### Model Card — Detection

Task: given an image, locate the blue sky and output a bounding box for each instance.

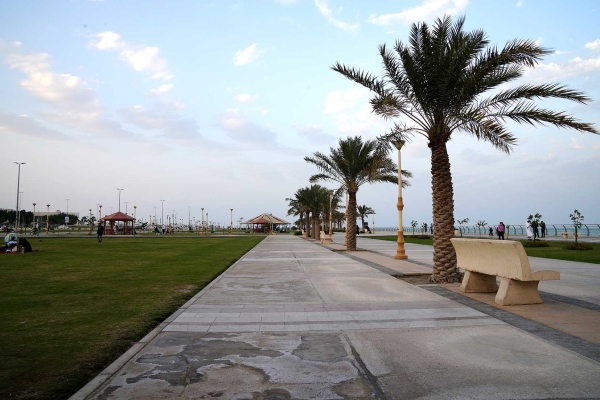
[1,0,599,227]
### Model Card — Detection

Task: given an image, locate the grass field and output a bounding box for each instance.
[0,236,263,400]
[364,236,600,264]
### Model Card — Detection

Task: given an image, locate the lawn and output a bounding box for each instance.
[0,236,263,400]
[364,235,600,264]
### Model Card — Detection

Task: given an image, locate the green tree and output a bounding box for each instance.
[357,205,374,232]
[305,136,410,251]
[411,220,418,234]
[476,220,487,238]
[332,16,597,281]
[570,209,584,245]
[456,218,469,237]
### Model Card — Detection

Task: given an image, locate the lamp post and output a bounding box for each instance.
[154,207,157,226]
[206,213,209,234]
[19,192,23,231]
[88,209,92,234]
[392,140,408,259]
[201,208,204,235]
[372,211,376,234]
[116,188,124,212]
[344,190,348,246]
[13,162,25,230]
[125,201,129,214]
[160,200,165,226]
[99,205,102,221]
[46,204,50,234]
[66,198,69,215]
[230,209,233,235]
[134,206,137,234]
[322,190,333,244]
[33,203,36,232]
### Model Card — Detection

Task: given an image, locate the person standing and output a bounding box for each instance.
[526,221,533,239]
[497,222,505,240]
[97,223,104,243]
[540,221,546,238]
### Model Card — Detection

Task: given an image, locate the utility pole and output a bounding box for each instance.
[160,200,165,226]
[125,201,129,214]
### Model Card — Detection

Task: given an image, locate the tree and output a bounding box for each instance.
[456,218,469,237]
[411,220,418,234]
[305,136,410,251]
[421,222,428,234]
[476,220,487,238]
[332,15,597,281]
[570,209,584,245]
[357,205,374,232]
[527,213,542,240]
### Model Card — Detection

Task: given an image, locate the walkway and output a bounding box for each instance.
[76,236,600,399]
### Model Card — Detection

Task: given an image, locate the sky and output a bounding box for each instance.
[1,0,599,228]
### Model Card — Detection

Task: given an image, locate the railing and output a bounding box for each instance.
[371,224,600,237]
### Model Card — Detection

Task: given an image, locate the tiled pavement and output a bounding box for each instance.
[78,235,600,400]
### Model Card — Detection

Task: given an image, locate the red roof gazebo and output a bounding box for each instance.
[100,211,136,235]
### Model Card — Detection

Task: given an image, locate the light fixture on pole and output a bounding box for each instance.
[33,203,36,232]
[116,188,124,212]
[99,205,102,220]
[46,204,50,234]
[13,162,25,230]
[66,199,69,215]
[188,206,191,229]
[393,139,408,259]
[125,201,129,215]
[372,211,376,234]
[201,207,204,235]
[230,209,233,235]
[344,190,348,246]
[88,209,92,234]
[160,200,165,226]
[19,192,23,231]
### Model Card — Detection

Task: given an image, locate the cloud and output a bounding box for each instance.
[585,39,600,51]
[516,1,523,7]
[0,111,68,140]
[89,31,174,81]
[235,93,258,103]
[234,43,263,66]
[593,141,600,150]
[523,54,600,82]
[216,108,277,145]
[323,88,364,114]
[369,0,469,26]
[571,138,584,150]
[2,43,136,140]
[292,123,336,145]
[151,84,173,95]
[314,0,359,32]
[274,0,299,4]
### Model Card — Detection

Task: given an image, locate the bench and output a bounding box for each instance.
[450,239,560,306]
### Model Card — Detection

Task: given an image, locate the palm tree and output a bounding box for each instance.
[356,205,374,232]
[305,136,411,251]
[332,15,597,281]
[297,184,330,240]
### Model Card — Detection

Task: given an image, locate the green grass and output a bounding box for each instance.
[0,236,263,400]
[364,235,600,264]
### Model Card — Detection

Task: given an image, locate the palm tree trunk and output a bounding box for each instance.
[312,213,319,240]
[347,191,358,251]
[430,142,459,282]
[361,216,365,232]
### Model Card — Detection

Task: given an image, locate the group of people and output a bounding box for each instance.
[526,220,547,239]
[1,230,33,253]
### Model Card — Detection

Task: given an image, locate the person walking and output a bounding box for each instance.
[497,222,505,240]
[97,223,104,243]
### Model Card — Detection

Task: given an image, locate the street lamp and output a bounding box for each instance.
[13,162,25,230]
[32,203,36,232]
[19,192,23,231]
[116,188,124,212]
[393,140,408,259]
[201,207,204,235]
[160,200,165,226]
[125,201,129,214]
[99,205,102,220]
[230,209,233,235]
[344,190,348,246]
[188,206,191,229]
[154,206,157,226]
[65,198,70,227]
[372,211,376,234]
[88,209,93,234]
[46,204,50,234]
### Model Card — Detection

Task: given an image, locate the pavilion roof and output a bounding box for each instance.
[242,213,289,225]
[100,211,136,221]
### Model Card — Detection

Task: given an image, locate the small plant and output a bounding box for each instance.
[410,220,418,234]
[521,240,550,248]
[505,224,511,239]
[456,218,469,237]
[570,209,584,245]
[527,213,542,240]
[563,243,592,250]
[476,220,487,238]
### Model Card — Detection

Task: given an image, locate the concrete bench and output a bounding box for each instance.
[450,239,560,306]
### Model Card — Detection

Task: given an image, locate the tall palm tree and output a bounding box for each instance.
[332,15,597,281]
[298,184,330,240]
[305,136,411,251]
[356,205,374,232]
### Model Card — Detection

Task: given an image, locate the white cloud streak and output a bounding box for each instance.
[314,0,359,32]
[585,39,600,51]
[234,43,263,66]
[235,93,259,103]
[369,0,469,26]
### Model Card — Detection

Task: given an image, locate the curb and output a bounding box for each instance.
[68,237,264,400]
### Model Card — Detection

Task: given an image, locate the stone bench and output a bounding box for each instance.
[450,239,560,306]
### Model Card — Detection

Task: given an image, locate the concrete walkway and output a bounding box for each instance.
[77,236,600,399]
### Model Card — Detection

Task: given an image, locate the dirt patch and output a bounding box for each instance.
[174,284,198,293]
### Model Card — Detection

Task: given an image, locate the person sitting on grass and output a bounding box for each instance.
[1,230,18,252]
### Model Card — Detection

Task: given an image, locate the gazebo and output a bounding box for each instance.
[100,211,136,235]
[242,213,290,233]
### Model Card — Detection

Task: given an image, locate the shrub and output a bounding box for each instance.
[293,231,302,236]
[563,243,592,251]
[521,240,549,248]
